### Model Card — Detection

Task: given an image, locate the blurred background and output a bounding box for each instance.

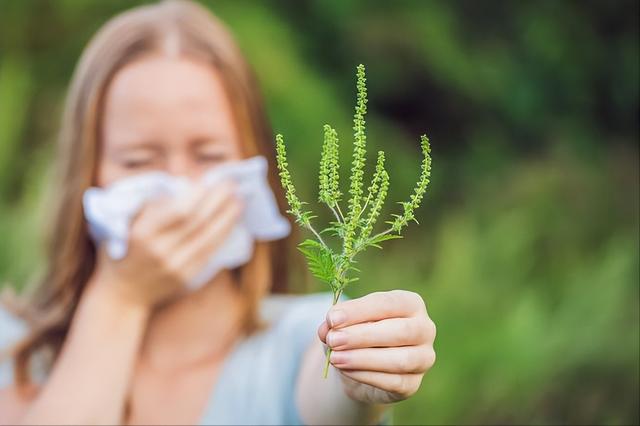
[0,0,638,424]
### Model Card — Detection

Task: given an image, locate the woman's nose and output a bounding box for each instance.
[165,154,200,180]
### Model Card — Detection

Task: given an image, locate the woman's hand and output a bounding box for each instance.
[317,290,436,404]
[91,181,243,310]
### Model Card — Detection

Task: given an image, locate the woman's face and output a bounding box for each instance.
[97,55,243,187]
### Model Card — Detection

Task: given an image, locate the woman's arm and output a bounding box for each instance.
[0,383,37,425]
[1,183,243,425]
[296,339,388,425]
[17,280,149,425]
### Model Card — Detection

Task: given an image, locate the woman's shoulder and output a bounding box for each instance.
[0,304,28,389]
[260,291,336,325]
[259,291,350,344]
[0,305,42,423]
[0,304,27,340]
[202,292,347,424]
[252,291,350,373]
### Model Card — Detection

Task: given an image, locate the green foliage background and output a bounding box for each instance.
[0,0,638,424]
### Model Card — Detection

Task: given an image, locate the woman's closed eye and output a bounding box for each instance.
[193,141,233,164]
[117,147,161,170]
[196,151,227,163]
[121,158,156,169]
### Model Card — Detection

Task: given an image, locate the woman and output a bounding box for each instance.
[0,1,436,424]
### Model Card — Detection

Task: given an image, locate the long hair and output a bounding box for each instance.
[7,0,295,387]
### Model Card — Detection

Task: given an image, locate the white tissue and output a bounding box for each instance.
[83,156,290,290]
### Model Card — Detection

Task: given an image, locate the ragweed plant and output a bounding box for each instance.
[275,64,432,378]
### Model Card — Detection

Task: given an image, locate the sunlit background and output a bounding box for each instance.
[0,0,638,424]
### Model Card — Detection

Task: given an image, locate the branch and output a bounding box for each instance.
[305,222,329,249]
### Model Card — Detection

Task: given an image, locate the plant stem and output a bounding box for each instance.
[336,204,346,223]
[329,205,342,224]
[305,222,329,249]
[333,288,343,304]
[370,227,394,241]
[322,348,333,379]
[323,288,343,378]
[357,192,373,221]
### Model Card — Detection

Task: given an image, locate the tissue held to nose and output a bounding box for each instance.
[84,155,291,290]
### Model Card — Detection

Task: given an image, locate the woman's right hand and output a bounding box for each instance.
[90,181,244,310]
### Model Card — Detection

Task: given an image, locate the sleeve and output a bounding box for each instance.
[0,305,28,388]
[276,291,398,426]
[379,408,394,425]
[277,291,336,425]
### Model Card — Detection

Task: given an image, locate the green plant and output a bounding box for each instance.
[275,64,432,378]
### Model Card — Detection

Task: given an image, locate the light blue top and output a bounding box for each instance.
[0,291,392,425]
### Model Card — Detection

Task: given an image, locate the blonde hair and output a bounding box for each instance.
[9,0,295,386]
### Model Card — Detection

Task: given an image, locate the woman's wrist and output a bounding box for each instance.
[84,271,151,324]
[338,373,390,424]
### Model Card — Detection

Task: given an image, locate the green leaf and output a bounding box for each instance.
[367,233,403,246]
[297,239,336,285]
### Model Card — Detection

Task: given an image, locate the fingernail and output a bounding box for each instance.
[330,350,345,364]
[328,309,346,327]
[328,331,347,348]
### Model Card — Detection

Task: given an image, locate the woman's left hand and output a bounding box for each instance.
[317,290,436,404]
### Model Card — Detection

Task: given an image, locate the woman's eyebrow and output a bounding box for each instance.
[191,135,227,146]
[112,142,163,153]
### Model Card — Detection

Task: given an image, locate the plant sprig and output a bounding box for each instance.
[275,64,432,378]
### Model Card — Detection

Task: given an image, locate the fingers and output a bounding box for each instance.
[172,197,244,277]
[130,180,240,253]
[317,318,330,343]
[326,290,427,329]
[133,181,237,239]
[325,317,431,350]
[329,345,436,374]
[167,182,238,246]
[338,370,423,401]
[136,186,209,234]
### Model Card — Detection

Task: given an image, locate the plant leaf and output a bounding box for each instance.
[367,233,403,246]
[298,239,336,285]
